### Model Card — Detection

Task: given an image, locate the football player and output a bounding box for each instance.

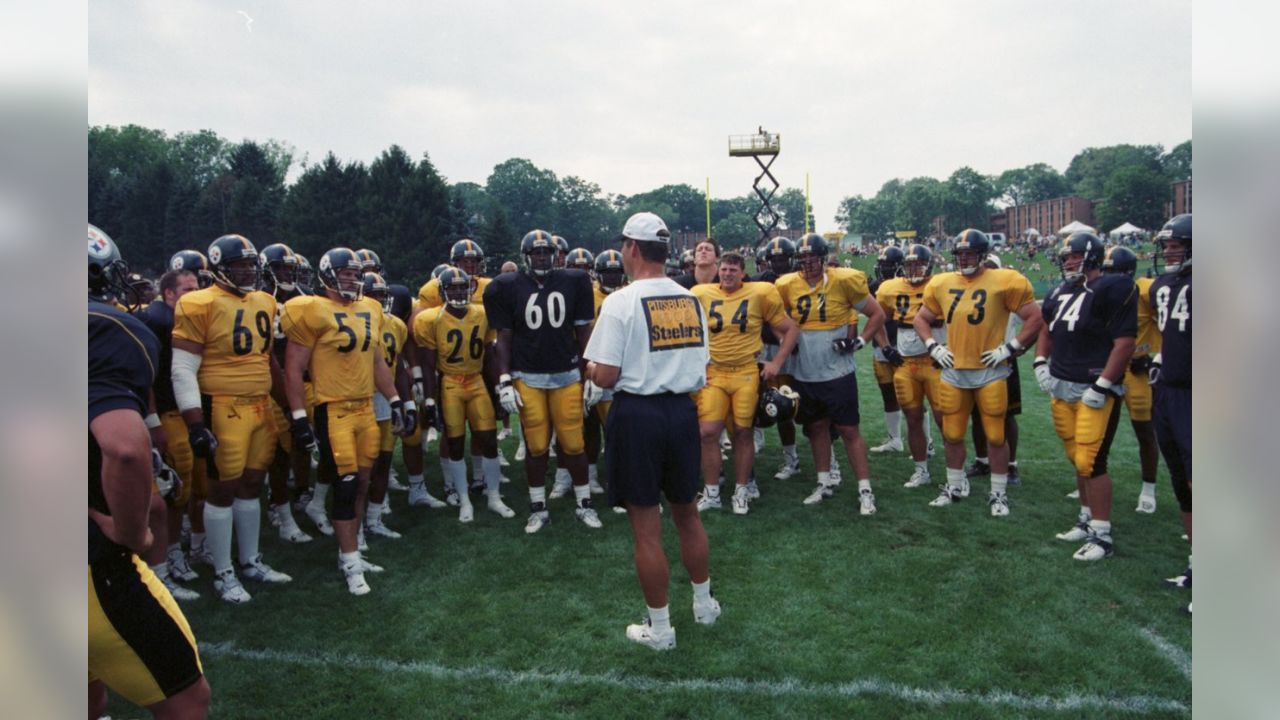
[1102,245,1162,513]
[362,272,411,539]
[752,237,802,480]
[414,267,515,521]
[356,248,383,276]
[257,243,314,544]
[675,239,720,289]
[587,249,627,505]
[875,244,946,488]
[171,234,292,604]
[965,254,1025,486]
[1037,233,1137,560]
[868,246,907,454]
[1150,214,1192,597]
[89,234,211,717]
[295,254,314,294]
[551,234,570,269]
[680,248,695,275]
[775,233,889,513]
[484,230,601,533]
[281,247,410,595]
[567,247,594,273]
[913,229,1042,516]
[395,282,449,509]
[691,252,798,514]
[664,255,683,278]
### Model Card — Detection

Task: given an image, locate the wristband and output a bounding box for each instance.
[291,409,308,420]
[499,373,512,384]
[387,395,401,405]
[925,339,938,350]
[1008,338,1023,352]
[144,413,162,429]
[1033,356,1047,367]
[1094,377,1114,390]
[403,400,416,411]
[412,367,424,379]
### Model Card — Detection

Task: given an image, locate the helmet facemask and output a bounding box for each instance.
[526,247,555,277]
[219,257,261,295]
[955,249,983,276]
[905,258,932,285]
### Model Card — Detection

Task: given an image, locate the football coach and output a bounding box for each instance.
[584,212,721,651]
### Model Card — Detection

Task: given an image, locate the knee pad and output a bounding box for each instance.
[941,412,968,445]
[332,473,359,521]
[979,413,1005,447]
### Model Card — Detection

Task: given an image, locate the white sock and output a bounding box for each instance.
[529,486,546,505]
[339,550,361,568]
[884,411,901,440]
[1141,481,1157,498]
[990,473,1008,495]
[204,504,234,574]
[588,464,599,485]
[232,497,261,565]
[366,500,384,526]
[915,460,929,473]
[648,605,672,634]
[1078,507,1093,523]
[946,467,966,489]
[190,531,206,553]
[310,482,330,508]
[692,578,712,602]
[574,483,590,502]
[816,471,831,486]
[471,455,483,481]
[483,457,502,494]
[445,459,471,504]
[783,444,797,462]
[705,484,720,498]
[857,479,872,493]
[1089,519,1112,538]
[408,472,424,489]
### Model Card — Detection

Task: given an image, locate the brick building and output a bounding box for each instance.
[1003,195,1095,238]
[1168,179,1192,218]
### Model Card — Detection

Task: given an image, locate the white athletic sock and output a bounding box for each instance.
[471,454,483,481]
[816,471,831,486]
[915,460,929,473]
[705,484,720,498]
[529,486,546,505]
[574,483,590,502]
[692,578,712,602]
[366,500,384,526]
[782,444,797,462]
[990,473,1008,495]
[588,464,599,484]
[339,550,361,567]
[204,504,234,574]
[1088,519,1112,538]
[946,467,966,489]
[232,497,261,565]
[648,605,672,634]
[408,472,424,489]
[483,457,502,494]
[884,411,901,440]
[1079,507,1093,523]
[857,479,872,493]
[1140,481,1157,498]
[310,482,330,509]
[444,458,468,495]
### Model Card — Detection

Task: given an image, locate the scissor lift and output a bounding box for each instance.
[728,128,782,243]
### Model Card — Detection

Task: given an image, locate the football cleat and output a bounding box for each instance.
[458,501,475,524]
[989,491,1010,517]
[719,430,732,452]
[304,502,335,536]
[870,438,903,453]
[1165,568,1192,589]
[425,427,439,445]
[408,484,447,508]
[497,427,511,441]
[340,559,370,596]
[241,554,292,583]
[625,619,676,651]
[753,428,765,454]
[1007,465,1022,486]
[745,479,761,500]
[499,451,510,467]
[387,469,409,492]
[549,469,573,499]
[575,499,603,528]
[828,463,843,486]
[167,547,199,582]
[612,505,628,514]
[1136,496,1157,514]
[525,502,550,534]
[161,574,200,602]
[359,555,385,573]
[1066,488,1081,499]
[444,487,461,507]
[487,495,516,518]
[274,506,314,544]
[774,457,800,481]
[1056,521,1091,542]
[731,486,750,515]
[588,476,606,495]
[693,594,722,626]
[187,545,214,568]
[965,459,991,478]
[803,483,835,505]
[365,520,402,539]
[1073,535,1114,561]
[929,485,964,507]
[213,568,252,604]
[696,490,722,512]
[469,476,486,494]
[904,467,931,488]
[859,489,877,516]
[291,490,313,514]
[514,440,527,461]
[958,477,971,498]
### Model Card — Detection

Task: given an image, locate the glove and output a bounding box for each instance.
[151,448,183,505]
[389,398,406,434]
[497,374,523,416]
[290,415,317,453]
[188,422,218,458]
[832,337,866,354]
[394,400,417,435]
[926,339,955,369]
[1128,355,1151,375]
[583,380,604,414]
[1081,377,1114,409]
[1033,357,1053,393]
[422,398,442,431]
[411,368,427,408]
[881,346,904,367]
[1148,353,1162,385]
[980,338,1022,368]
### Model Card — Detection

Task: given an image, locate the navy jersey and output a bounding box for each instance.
[1151,271,1192,387]
[483,269,595,374]
[89,302,161,515]
[1041,274,1137,384]
[135,299,176,413]
[752,269,781,346]
[270,286,305,367]
[867,277,899,348]
[675,272,718,290]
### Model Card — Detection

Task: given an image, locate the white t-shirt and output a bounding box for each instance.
[584,276,708,395]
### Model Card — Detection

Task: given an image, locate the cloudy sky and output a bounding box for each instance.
[89,0,1190,231]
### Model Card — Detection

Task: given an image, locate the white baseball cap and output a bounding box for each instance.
[618,212,671,244]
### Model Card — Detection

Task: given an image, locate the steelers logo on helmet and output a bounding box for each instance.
[903,243,934,285]
[88,223,132,301]
[438,267,473,309]
[450,239,485,276]
[521,230,556,277]
[1059,231,1104,285]
[207,234,261,295]
[952,229,990,276]
[795,233,829,278]
[756,385,799,428]
[317,247,365,301]
[170,249,214,288]
[876,245,906,281]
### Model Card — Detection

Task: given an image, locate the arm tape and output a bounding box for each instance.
[171,348,204,412]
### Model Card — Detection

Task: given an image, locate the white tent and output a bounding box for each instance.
[1023,227,1041,237]
[1108,221,1144,235]
[1059,220,1096,235]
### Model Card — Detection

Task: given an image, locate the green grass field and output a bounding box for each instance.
[106,361,1191,718]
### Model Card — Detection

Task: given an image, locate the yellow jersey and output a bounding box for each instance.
[414,304,490,376]
[1135,276,1161,357]
[921,268,1035,369]
[775,267,871,331]
[691,282,786,366]
[875,276,930,326]
[380,314,409,371]
[592,282,608,323]
[280,295,385,403]
[172,285,276,396]
[416,275,491,310]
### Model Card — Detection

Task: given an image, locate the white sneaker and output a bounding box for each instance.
[697,490,722,512]
[291,491,313,514]
[425,427,439,445]
[161,573,200,602]
[774,457,800,480]
[828,465,843,486]
[803,483,834,505]
[731,487,750,515]
[387,469,409,492]
[408,484,447,508]
[497,427,511,441]
[499,451,510,467]
[445,487,461,507]
[188,545,213,568]
[275,506,314,544]
[904,467,931,488]
[625,620,676,651]
[525,502,550,534]
[588,477,606,495]
[487,495,516,518]
[1135,496,1156,514]
[1066,488,1080,499]
[241,554,292,583]
[958,477,971,498]
[549,470,573,499]
[870,438,904,453]
[549,444,557,458]
[1056,521,1091,542]
[340,558,370,596]
[515,441,527,462]
[859,488,877,515]
[1073,535,1113,561]
[366,520,402,539]
[304,502,334,536]
[458,502,474,524]
[693,595,722,625]
[167,548,199,582]
[213,568,252,604]
[746,480,761,500]
[989,491,1010,517]
[360,555,385,573]
[612,506,628,514]
[575,499,603,528]
[929,485,963,507]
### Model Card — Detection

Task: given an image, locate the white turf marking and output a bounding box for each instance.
[1140,627,1192,680]
[202,641,1187,715]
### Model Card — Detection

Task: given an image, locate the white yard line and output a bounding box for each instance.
[1140,626,1193,680]
[202,641,1188,715]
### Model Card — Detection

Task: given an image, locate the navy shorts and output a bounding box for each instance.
[604,392,701,508]
[794,372,861,428]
